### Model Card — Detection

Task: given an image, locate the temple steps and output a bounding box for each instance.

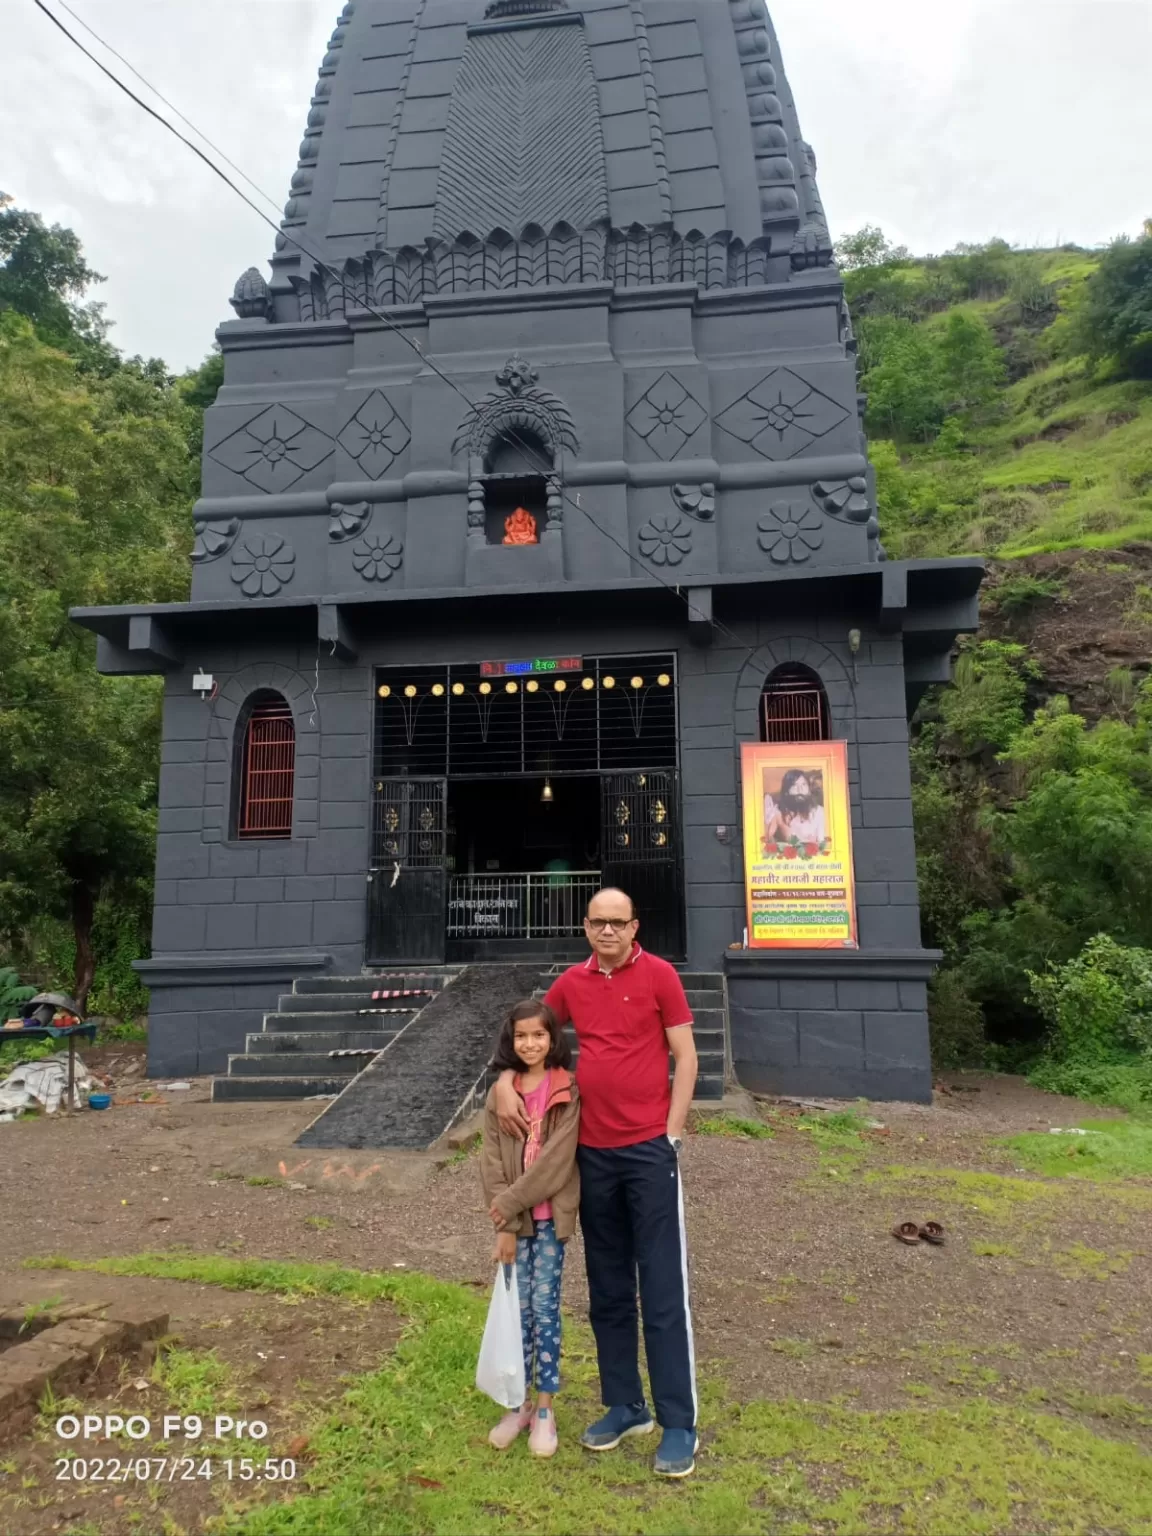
[211,965,728,1112]
[211,969,447,1103]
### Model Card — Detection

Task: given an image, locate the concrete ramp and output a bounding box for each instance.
[294,964,543,1150]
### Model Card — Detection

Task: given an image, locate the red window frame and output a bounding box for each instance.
[760,670,829,743]
[238,699,295,839]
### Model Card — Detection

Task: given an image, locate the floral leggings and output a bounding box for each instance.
[515,1218,565,1395]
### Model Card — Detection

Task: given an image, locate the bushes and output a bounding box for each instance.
[929,970,986,1069]
[1029,935,1152,1061]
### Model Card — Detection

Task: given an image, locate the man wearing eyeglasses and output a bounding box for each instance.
[494,886,699,1477]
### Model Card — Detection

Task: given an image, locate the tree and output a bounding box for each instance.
[1075,230,1152,378]
[834,224,909,271]
[0,193,117,370]
[0,313,193,1006]
[937,310,1005,417]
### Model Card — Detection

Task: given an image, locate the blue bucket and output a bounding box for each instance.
[88,1092,111,1111]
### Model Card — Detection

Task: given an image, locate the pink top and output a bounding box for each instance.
[521,1073,553,1222]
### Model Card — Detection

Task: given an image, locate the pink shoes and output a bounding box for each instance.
[487,1404,559,1455]
[488,1404,533,1449]
[528,1407,558,1458]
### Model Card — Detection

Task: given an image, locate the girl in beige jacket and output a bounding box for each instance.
[480,999,580,1457]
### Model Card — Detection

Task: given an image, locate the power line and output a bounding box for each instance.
[51,0,285,222]
[32,0,761,663]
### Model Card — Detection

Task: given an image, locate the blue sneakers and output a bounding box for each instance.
[580,1402,655,1451]
[653,1426,699,1478]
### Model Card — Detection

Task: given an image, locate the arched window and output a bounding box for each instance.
[237,694,295,838]
[760,664,830,743]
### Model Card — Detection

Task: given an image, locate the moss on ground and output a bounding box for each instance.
[25,1252,1152,1536]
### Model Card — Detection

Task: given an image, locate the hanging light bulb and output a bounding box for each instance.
[404,685,418,698]
[657,673,671,687]
[554,679,567,692]
[526,679,539,692]
[479,681,492,695]
[431,683,445,697]
[505,680,518,693]
[581,676,594,690]
[451,682,465,696]
[540,778,554,804]
[602,676,616,689]
[377,685,391,698]
[631,676,644,689]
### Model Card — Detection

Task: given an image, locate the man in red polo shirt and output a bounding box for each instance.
[495,886,699,1477]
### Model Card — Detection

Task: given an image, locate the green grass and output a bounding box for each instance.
[796,1108,870,1147]
[997,1118,1152,1180]
[693,1114,774,1140]
[151,1345,241,1418]
[26,1251,1152,1535]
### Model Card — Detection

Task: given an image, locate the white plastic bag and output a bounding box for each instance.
[475,1263,526,1409]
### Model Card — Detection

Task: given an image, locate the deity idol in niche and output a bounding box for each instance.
[502,507,538,545]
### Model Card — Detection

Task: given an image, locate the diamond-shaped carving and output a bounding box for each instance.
[626,373,707,462]
[716,368,849,460]
[337,391,410,480]
[209,405,333,493]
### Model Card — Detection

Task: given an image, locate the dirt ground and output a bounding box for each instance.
[1,1055,1149,1532]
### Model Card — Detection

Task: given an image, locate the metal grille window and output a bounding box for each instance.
[238,698,295,839]
[760,666,830,743]
[373,654,679,778]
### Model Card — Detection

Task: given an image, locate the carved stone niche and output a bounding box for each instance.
[455,351,575,587]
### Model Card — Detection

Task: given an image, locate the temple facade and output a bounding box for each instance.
[75,0,980,1100]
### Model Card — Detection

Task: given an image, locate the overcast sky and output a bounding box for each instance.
[6,0,1151,371]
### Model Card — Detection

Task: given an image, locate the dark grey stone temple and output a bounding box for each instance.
[75,0,979,1103]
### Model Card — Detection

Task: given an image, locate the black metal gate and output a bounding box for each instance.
[367,779,447,965]
[599,771,685,959]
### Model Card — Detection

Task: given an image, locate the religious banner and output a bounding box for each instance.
[740,741,858,949]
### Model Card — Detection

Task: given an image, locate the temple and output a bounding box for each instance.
[73,0,980,1105]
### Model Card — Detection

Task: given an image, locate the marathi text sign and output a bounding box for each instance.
[740,741,859,949]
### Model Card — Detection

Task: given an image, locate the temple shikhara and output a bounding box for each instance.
[74,0,981,1116]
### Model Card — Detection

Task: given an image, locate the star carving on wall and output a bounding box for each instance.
[208,405,333,492]
[337,392,410,479]
[626,373,707,461]
[716,368,849,461]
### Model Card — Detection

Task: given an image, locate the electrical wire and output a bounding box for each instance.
[50,0,286,221]
[32,0,765,665]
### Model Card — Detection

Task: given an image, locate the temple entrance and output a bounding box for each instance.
[446,776,601,954]
[365,654,686,963]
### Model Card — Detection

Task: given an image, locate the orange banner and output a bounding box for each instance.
[740,741,858,949]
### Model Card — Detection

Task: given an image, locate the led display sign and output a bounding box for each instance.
[479,656,583,678]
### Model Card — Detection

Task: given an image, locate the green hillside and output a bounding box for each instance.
[846,237,1152,559]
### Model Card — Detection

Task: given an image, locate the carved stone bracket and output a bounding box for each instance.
[191,517,241,564]
[329,501,373,542]
[813,476,871,523]
[671,483,715,521]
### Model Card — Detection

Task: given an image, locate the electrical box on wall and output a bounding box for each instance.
[192,671,214,697]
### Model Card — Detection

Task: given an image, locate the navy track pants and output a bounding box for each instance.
[577,1136,697,1431]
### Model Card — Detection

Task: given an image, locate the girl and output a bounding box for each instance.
[480,1000,580,1458]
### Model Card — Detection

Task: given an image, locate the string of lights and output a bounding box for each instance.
[30,0,765,668]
